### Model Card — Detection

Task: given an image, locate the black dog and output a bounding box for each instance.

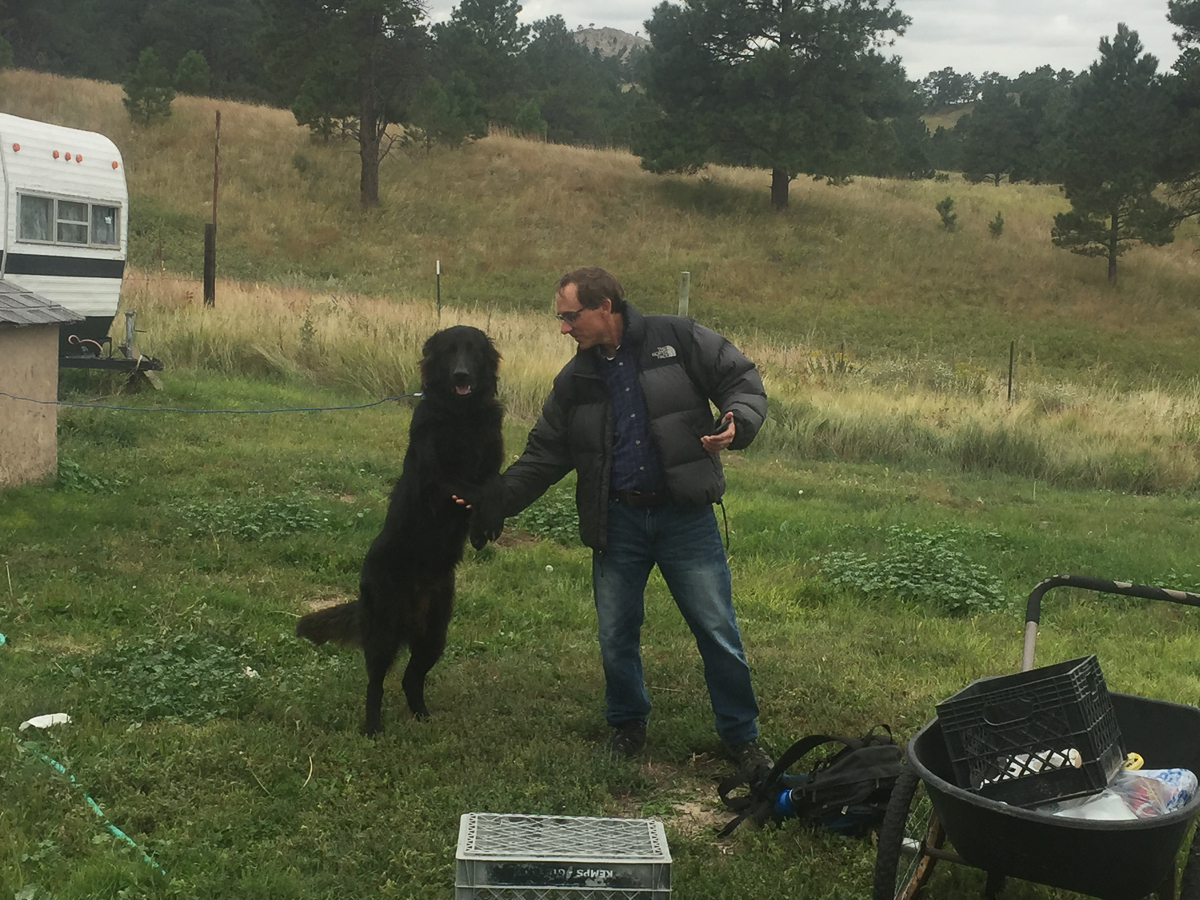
[296,325,505,734]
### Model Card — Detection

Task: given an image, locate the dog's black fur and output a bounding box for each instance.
[296,325,505,734]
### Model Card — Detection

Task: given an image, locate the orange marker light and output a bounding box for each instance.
[111,161,119,169]
[75,154,82,162]
[11,143,19,152]
[53,150,60,159]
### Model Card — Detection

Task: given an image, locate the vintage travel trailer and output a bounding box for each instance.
[0,112,132,361]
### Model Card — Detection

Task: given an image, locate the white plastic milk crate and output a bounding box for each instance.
[456,813,672,899]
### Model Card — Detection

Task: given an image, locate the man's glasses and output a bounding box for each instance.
[554,308,585,324]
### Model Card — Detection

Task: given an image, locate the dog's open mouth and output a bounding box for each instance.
[455,384,473,396]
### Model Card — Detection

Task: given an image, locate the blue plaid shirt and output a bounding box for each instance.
[597,343,666,493]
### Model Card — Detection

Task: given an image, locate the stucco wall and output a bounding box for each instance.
[0,325,61,488]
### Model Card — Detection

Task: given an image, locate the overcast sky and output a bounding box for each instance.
[423,0,1184,79]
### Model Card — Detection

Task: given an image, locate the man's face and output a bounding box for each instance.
[555,282,614,350]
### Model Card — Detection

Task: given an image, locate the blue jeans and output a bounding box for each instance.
[592,499,760,746]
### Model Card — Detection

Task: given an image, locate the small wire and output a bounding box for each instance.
[0,391,421,414]
[8,729,167,877]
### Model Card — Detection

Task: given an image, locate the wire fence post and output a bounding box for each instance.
[203,224,216,306]
[436,260,441,318]
[1008,340,1016,403]
[677,271,690,317]
[204,110,219,308]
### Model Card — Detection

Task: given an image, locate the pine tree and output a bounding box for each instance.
[959,78,1027,186]
[430,0,529,123]
[174,49,211,96]
[634,0,909,210]
[262,0,428,209]
[409,73,486,151]
[936,197,957,231]
[123,48,175,126]
[0,27,12,70]
[1051,25,1177,283]
[1163,0,1200,220]
[513,98,547,138]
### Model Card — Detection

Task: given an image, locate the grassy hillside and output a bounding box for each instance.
[1,69,1197,384]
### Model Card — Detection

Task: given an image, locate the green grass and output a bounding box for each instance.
[5,371,1200,899]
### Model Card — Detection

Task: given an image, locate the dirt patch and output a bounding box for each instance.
[670,799,728,837]
[494,529,539,548]
[302,593,354,613]
[607,757,737,839]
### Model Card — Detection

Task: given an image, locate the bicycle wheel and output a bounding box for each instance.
[873,768,946,900]
[1178,823,1200,900]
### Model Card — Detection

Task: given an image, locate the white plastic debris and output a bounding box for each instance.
[243,667,260,678]
[19,713,72,731]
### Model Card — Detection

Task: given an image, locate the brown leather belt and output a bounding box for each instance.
[611,489,668,508]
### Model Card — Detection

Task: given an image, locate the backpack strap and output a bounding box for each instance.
[716,727,896,839]
[716,734,860,838]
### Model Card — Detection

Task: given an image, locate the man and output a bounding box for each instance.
[497,266,771,774]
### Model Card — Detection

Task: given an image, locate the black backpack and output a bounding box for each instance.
[717,727,905,838]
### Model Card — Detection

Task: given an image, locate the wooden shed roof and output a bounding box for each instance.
[0,279,85,326]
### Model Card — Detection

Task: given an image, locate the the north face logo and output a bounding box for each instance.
[651,345,677,359]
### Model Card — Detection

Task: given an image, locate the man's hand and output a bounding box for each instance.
[701,413,736,453]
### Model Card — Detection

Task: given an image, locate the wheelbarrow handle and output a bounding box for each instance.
[1022,574,1200,671]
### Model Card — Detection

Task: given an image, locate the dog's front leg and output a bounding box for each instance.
[467,476,506,549]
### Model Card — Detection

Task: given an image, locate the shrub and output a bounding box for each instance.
[86,633,259,723]
[174,49,211,96]
[123,48,175,125]
[514,483,579,544]
[936,196,957,231]
[171,491,356,541]
[815,525,1009,616]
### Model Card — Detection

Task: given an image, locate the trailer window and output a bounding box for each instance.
[17,194,121,247]
[57,200,89,244]
[19,195,53,242]
[91,205,119,245]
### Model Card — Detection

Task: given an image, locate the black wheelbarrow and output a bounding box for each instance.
[874,575,1200,900]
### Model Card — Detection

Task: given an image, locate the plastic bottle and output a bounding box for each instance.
[774,788,796,817]
[1108,768,1198,817]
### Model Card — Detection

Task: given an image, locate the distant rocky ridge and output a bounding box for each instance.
[572,26,649,58]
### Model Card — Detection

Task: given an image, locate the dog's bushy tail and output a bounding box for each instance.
[296,601,362,648]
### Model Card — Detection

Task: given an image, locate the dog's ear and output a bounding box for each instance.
[418,330,444,393]
[481,333,501,370]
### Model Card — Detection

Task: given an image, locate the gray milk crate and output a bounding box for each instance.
[456,813,672,899]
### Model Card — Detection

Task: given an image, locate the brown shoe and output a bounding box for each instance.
[726,737,773,777]
[605,721,647,758]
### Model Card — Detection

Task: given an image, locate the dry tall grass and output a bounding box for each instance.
[125,267,1200,492]
[120,270,572,422]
